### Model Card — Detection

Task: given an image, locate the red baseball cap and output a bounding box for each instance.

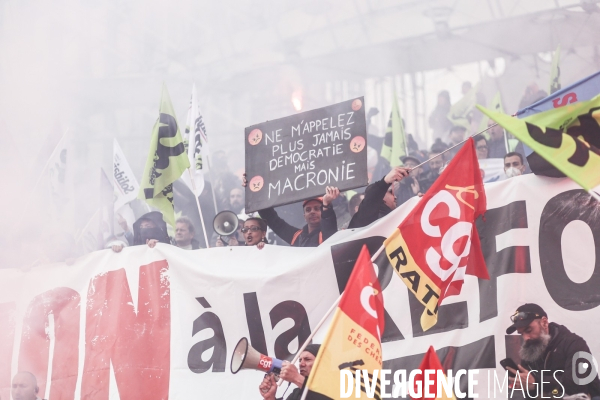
[302,197,323,207]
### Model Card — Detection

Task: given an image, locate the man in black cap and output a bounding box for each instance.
[505,303,600,398]
[394,155,422,206]
[259,344,321,400]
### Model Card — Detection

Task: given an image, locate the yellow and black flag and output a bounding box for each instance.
[303,246,385,400]
[479,101,600,192]
[138,83,190,227]
[380,94,407,167]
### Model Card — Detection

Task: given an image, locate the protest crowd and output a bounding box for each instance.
[3,41,600,400]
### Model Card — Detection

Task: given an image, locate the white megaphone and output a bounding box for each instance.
[213,211,239,245]
[230,337,283,375]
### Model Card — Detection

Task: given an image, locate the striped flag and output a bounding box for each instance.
[384,138,489,331]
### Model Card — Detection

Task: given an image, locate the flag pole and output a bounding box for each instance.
[409,122,501,172]
[187,169,211,248]
[277,245,386,387]
[589,190,600,203]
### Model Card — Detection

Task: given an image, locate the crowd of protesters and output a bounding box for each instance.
[13,81,540,266]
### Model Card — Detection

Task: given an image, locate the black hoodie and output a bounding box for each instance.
[132,212,171,246]
[522,323,600,397]
[347,178,392,229]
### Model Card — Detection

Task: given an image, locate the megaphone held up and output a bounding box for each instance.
[213,211,239,236]
[230,337,283,375]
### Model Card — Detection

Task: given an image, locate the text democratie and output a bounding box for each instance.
[337,368,567,398]
[266,113,358,198]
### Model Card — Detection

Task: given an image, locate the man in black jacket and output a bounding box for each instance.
[258,187,339,247]
[259,344,320,400]
[505,303,600,398]
[348,166,409,229]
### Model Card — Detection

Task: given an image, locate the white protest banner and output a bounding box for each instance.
[0,174,598,399]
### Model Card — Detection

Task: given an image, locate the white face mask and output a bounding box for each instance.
[505,166,522,178]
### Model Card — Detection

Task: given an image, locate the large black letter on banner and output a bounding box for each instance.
[188,297,227,373]
[539,190,600,310]
[243,292,268,355]
[383,336,496,400]
[269,301,311,361]
[476,201,531,322]
[330,237,404,342]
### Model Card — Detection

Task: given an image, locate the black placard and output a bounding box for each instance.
[245,97,368,212]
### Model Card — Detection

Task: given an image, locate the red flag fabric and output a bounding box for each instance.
[305,245,385,399]
[385,138,489,331]
[411,346,456,400]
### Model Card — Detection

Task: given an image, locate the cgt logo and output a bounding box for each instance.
[259,355,273,371]
[572,351,599,386]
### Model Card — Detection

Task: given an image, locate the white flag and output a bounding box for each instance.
[113,138,140,211]
[182,84,207,195]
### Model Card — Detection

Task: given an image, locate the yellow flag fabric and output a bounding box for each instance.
[305,246,385,400]
[549,45,561,94]
[479,105,600,191]
[138,84,190,227]
[380,94,407,167]
[448,82,480,129]
[523,94,600,130]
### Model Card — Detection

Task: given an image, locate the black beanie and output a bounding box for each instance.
[304,344,321,358]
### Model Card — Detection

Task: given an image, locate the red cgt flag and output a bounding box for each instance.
[304,245,385,400]
[384,138,489,331]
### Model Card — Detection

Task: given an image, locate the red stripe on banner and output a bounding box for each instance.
[81,260,171,400]
[0,302,15,400]
[18,288,81,399]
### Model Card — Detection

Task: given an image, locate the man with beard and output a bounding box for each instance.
[258,344,320,400]
[228,187,245,214]
[505,304,600,398]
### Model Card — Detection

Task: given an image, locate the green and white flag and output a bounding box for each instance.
[138,83,190,227]
[380,93,407,167]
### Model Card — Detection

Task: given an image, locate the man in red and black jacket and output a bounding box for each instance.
[258,187,339,247]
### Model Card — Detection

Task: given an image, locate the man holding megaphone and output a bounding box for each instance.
[258,344,321,400]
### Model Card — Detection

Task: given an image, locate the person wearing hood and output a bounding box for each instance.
[505,303,600,398]
[132,211,171,248]
[348,166,409,229]
[108,211,171,252]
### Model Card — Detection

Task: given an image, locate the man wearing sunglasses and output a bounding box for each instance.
[505,303,600,398]
[257,186,339,247]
